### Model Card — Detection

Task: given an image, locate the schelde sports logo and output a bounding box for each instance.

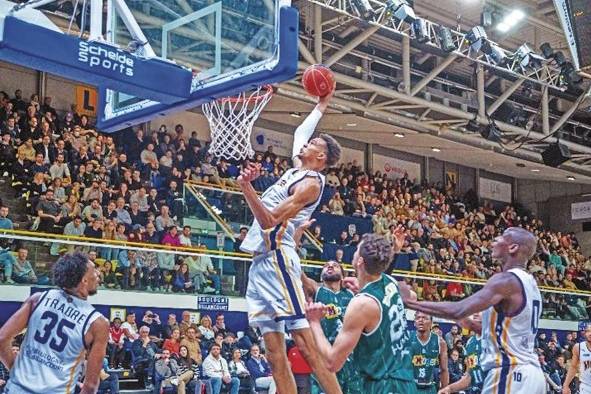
[77,42,134,77]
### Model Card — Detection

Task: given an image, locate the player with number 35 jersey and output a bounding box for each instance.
[0,252,108,394]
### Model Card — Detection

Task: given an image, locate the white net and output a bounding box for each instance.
[202,85,273,161]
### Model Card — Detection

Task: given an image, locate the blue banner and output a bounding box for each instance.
[197,295,229,311]
[0,16,192,104]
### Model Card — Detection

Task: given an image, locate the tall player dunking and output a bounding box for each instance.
[0,252,109,394]
[238,91,342,394]
[562,323,591,394]
[401,227,545,394]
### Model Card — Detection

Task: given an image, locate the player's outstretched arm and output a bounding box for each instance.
[292,89,334,169]
[306,295,378,372]
[457,316,482,335]
[238,170,320,229]
[562,343,579,394]
[438,373,472,394]
[401,273,514,321]
[0,292,42,368]
[80,317,109,394]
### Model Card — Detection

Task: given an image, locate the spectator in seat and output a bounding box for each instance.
[131,326,158,390]
[180,326,202,364]
[228,348,254,392]
[16,138,35,162]
[213,314,227,337]
[114,197,132,227]
[172,262,195,293]
[192,248,220,294]
[121,312,139,342]
[36,189,62,233]
[246,344,276,394]
[82,199,103,222]
[128,201,146,227]
[178,225,192,247]
[162,328,182,356]
[203,343,239,394]
[447,348,464,384]
[139,310,163,344]
[163,313,179,340]
[334,248,344,264]
[176,345,211,394]
[155,349,180,392]
[0,206,13,230]
[117,250,143,290]
[61,194,83,226]
[155,205,176,232]
[140,143,158,168]
[108,317,126,369]
[0,134,16,176]
[63,216,86,243]
[7,247,46,284]
[83,217,103,239]
[179,311,197,338]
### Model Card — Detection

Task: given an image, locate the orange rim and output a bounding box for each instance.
[219,84,274,104]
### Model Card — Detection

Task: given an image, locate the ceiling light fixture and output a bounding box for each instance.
[431,147,441,152]
[530,168,540,172]
[496,9,525,33]
[290,112,301,118]
[346,123,357,127]
[394,132,405,138]
[567,175,576,181]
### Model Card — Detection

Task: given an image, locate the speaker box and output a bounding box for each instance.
[542,143,571,167]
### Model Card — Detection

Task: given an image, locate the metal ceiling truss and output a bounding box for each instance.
[300,0,571,90]
[288,0,591,175]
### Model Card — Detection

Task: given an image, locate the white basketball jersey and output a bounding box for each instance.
[240,168,325,254]
[480,268,542,372]
[6,289,102,394]
[578,342,591,391]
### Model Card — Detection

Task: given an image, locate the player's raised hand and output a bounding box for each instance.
[392,225,406,253]
[398,281,417,304]
[305,302,327,322]
[343,276,360,293]
[237,163,261,185]
[317,81,336,113]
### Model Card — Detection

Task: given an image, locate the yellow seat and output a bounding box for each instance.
[95,258,106,268]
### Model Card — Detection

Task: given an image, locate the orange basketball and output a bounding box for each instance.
[302,65,335,97]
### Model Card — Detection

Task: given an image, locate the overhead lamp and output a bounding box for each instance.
[508,106,529,128]
[431,147,441,152]
[346,123,357,127]
[465,26,487,53]
[394,132,405,138]
[480,123,502,142]
[540,42,567,67]
[350,0,375,20]
[496,9,525,33]
[437,26,456,53]
[412,18,429,43]
[481,40,507,65]
[541,142,571,167]
[530,168,541,172]
[465,119,481,133]
[567,175,576,181]
[385,0,416,24]
[560,62,583,87]
[290,112,301,118]
[513,44,545,71]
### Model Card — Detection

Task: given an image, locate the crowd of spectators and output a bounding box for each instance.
[0,89,230,294]
[103,310,277,393]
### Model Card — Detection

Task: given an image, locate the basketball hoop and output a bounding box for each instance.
[202,85,274,161]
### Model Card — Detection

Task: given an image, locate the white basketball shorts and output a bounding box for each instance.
[246,246,308,334]
[481,364,545,394]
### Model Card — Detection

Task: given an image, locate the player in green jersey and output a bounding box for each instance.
[438,313,484,394]
[306,232,417,394]
[301,260,361,394]
[409,312,448,393]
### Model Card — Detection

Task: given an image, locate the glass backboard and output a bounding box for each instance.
[98,0,298,132]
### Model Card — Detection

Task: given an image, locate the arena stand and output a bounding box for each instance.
[0,86,590,392]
